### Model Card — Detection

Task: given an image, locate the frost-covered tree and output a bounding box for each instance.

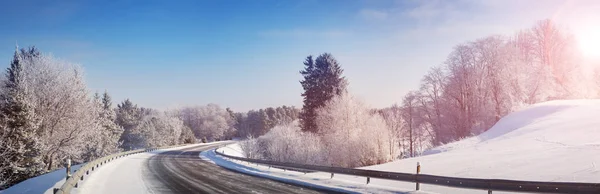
[379,104,404,158]
[19,50,101,170]
[81,91,123,161]
[179,125,196,144]
[134,110,184,147]
[116,99,145,150]
[299,53,347,133]
[0,47,44,189]
[233,105,299,138]
[316,92,392,167]
[178,104,236,141]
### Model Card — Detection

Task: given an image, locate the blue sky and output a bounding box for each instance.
[1,0,599,111]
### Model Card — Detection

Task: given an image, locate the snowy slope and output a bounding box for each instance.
[0,164,83,194]
[216,100,600,193]
[363,100,600,182]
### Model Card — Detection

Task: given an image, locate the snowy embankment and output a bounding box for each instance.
[0,165,83,194]
[208,100,600,194]
[205,145,430,194]
[0,142,219,194]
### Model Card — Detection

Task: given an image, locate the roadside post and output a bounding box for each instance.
[416,162,421,190]
[66,158,72,181]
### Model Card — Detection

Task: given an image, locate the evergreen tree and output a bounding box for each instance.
[299,53,347,133]
[116,99,143,150]
[95,91,122,156]
[102,90,113,110]
[0,47,44,189]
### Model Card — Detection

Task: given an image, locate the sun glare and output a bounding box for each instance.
[577,26,600,58]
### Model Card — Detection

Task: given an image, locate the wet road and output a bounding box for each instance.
[142,143,325,194]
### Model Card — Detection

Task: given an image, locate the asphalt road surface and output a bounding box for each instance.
[142,143,326,194]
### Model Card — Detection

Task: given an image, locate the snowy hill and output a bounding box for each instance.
[360,100,600,182]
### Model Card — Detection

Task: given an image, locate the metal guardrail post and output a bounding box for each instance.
[416,162,421,191]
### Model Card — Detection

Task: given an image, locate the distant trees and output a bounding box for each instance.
[116,99,146,150]
[114,99,196,149]
[177,104,236,141]
[81,92,123,161]
[233,105,300,137]
[299,53,347,133]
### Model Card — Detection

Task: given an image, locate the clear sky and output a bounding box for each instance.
[1,0,599,111]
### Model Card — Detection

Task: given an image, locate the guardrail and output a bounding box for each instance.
[53,144,187,194]
[215,149,600,194]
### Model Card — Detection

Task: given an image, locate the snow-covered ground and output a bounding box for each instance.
[211,100,600,194]
[0,164,83,194]
[206,145,430,194]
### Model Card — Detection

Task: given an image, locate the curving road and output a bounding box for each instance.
[77,143,325,194]
[141,143,325,194]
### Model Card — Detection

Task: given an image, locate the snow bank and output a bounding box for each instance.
[208,144,432,194]
[0,164,83,194]
[215,143,244,157]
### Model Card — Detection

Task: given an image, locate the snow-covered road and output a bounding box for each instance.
[75,142,326,194]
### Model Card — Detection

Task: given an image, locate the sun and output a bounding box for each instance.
[576,26,600,58]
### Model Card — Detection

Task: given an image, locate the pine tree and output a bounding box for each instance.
[299,53,347,133]
[91,91,122,158]
[0,47,45,189]
[116,99,143,150]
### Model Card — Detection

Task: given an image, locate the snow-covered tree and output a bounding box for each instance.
[116,99,145,150]
[299,53,348,133]
[81,91,123,161]
[0,47,45,189]
[316,92,393,167]
[178,104,236,141]
[134,110,184,147]
[18,50,101,170]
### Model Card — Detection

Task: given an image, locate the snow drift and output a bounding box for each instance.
[360,100,600,182]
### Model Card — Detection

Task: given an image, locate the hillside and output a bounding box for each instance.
[361,100,600,182]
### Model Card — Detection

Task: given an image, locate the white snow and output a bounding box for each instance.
[213,100,600,194]
[207,145,431,194]
[0,164,83,194]
[367,100,600,181]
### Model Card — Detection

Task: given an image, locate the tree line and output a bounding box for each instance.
[0,47,297,189]
[240,19,600,168]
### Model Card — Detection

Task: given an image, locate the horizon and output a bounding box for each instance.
[1,0,600,112]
